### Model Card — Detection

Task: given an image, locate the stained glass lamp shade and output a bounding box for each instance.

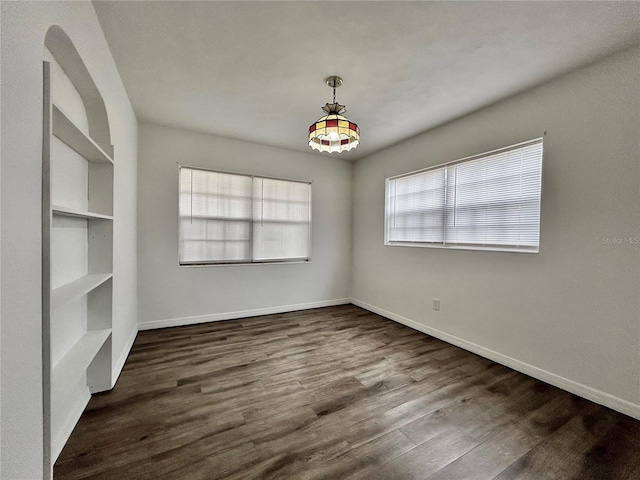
[308,76,360,153]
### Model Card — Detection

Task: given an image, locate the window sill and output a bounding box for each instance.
[179,259,312,268]
[385,242,539,254]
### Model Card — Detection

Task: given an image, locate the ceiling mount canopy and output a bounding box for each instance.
[308,75,360,154]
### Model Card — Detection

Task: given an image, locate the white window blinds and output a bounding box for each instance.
[386,167,446,244]
[385,138,543,252]
[252,177,312,261]
[179,167,311,264]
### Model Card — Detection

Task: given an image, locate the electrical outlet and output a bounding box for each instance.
[433,298,440,311]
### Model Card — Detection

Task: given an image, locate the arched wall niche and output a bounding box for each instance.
[42,23,116,477]
[44,25,113,157]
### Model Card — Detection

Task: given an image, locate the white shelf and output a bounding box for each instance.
[52,205,113,221]
[51,329,111,402]
[51,273,113,310]
[52,105,114,165]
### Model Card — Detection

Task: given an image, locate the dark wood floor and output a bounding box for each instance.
[55,305,640,479]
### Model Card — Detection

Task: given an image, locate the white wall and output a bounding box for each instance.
[0,2,138,478]
[137,123,352,329]
[352,46,640,418]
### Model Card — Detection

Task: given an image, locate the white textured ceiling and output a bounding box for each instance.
[93,1,640,161]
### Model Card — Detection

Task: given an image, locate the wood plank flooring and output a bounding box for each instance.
[55,305,640,479]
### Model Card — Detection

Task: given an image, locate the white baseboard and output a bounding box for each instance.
[51,387,91,463]
[350,298,640,421]
[111,325,138,387]
[138,298,351,331]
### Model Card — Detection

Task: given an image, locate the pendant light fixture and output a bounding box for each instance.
[308,76,360,153]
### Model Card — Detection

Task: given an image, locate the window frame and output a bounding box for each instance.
[384,138,544,253]
[178,165,312,266]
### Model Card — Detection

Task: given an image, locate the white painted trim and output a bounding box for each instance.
[51,387,90,463]
[111,326,138,387]
[138,299,351,331]
[350,298,640,421]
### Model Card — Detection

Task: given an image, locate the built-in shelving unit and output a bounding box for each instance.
[42,26,116,476]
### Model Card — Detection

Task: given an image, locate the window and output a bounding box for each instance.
[179,167,311,265]
[385,138,543,252]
